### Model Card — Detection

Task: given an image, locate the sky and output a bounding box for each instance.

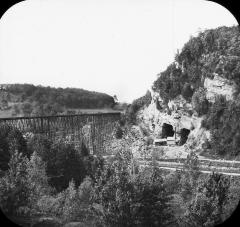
[0,0,238,103]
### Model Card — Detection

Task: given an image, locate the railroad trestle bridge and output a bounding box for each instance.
[0,112,121,154]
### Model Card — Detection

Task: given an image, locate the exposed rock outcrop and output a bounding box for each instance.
[137,72,236,154]
[204,74,236,102]
[137,92,195,137]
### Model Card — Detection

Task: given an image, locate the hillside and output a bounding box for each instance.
[0,84,116,117]
[129,25,240,159]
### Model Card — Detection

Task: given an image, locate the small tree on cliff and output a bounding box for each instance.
[191,88,209,116]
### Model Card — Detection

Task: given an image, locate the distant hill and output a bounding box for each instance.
[0,84,116,117]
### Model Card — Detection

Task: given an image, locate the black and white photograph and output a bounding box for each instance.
[0,0,239,226]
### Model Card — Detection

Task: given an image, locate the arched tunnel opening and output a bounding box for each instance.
[161,123,175,138]
[179,128,190,145]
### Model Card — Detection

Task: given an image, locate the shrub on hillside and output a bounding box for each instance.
[191,88,209,116]
[202,95,240,157]
[0,124,29,171]
[126,90,152,124]
[28,135,87,192]
[93,158,174,227]
[183,173,230,226]
[115,126,124,139]
[182,83,194,101]
[0,151,29,216]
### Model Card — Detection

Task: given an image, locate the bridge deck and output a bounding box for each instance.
[0,112,121,154]
[0,112,121,121]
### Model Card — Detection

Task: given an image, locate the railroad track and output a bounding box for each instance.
[103,155,240,176]
[137,159,240,176]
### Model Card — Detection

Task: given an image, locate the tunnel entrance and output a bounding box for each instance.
[161,123,175,138]
[179,128,190,145]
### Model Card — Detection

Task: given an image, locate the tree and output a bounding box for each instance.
[26,152,52,215]
[28,136,87,192]
[0,151,29,216]
[183,173,230,227]
[93,158,173,227]
[191,88,209,116]
[179,150,201,202]
[0,125,29,171]
[182,83,194,101]
[1,99,9,110]
[12,104,20,116]
[22,102,33,116]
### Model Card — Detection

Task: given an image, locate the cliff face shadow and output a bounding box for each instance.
[162,123,174,138]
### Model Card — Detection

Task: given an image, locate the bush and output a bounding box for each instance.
[126,90,152,124]
[26,152,52,215]
[28,135,87,192]
[0,124,29,171]
[202,96,240,157]
[183,173,230,226]
[182,83,194,101]
[115,126,123,139]
[179,151,201,202]
[93,158,173,227]
[191,88,209,116]
[0,151,29,216]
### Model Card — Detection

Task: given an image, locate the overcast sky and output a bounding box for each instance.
[0,0,237,103]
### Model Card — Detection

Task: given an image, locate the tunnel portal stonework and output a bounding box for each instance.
[0,112,121,155]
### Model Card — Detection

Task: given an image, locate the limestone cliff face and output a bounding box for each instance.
[204,74,236,102]
[137,91,195,136]
[137,75,235,150]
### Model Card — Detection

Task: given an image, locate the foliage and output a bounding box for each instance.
[202,95,240,157]
[0,124,29,171]
[0,151,29,216]
[22,102,33,116]
[183,173,230,227]
[28,135,87,191]
[93,159,173,227]
[12,104,20,116]
[1,83,116,116]
[83,155,105,182]
[0,150,53,218]
[182,83,194,101]
[152,63,183,103]
[191,88,209,116]
[115,126,124,139]
[152,26,240,103]
[45,142,86,192]
[126,90,152,124]
[26,151,52,216]
[36,177,94,223]
[179,150,201,202]
[27,134,105,192]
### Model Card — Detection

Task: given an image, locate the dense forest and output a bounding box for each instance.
[0,124,239,227]
[0,84,116,117]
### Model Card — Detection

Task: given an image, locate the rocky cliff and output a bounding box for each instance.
[134,26,240,153]
[137,73,236,151]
